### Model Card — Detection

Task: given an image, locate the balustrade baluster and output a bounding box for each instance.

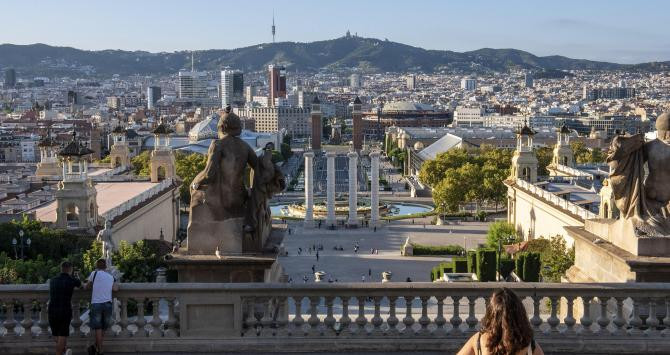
[135,299,147,337]
[417,296,430,336]
[433,296,446,336]
[355,296,368,335]
[628,297,643,335]
[563,296,576,334]
[596,296,611,334]
[20,300,34,338]
[274,296,288,337]
[547,296,559,333]
[70,299,82,337]
[260,297,274,337]
[307,296,320,336]
[3,300,17,336]
[465,296,478,332]
[386,296,399,335]
[253,299,263,336]
[117,298,130,337]
[662,298,670,336]
[580,296,593,334]
[530,295,542,332]
[646,298,659,331]
[37,300,49,338]
[292,296,305,336]
[149,298,162,338]
[402,296,415,335]
[322,297,335,335]
[371,297,383,335]
[449,296,462,334]
[243,297,256,336]
[612,297,625,335]
[339,297,351,335]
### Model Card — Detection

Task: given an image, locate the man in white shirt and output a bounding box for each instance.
[84,259,118,355]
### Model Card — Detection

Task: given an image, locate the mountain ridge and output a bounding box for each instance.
[1,36,669,77]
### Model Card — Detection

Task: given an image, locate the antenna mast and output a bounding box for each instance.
[272,10,276,43]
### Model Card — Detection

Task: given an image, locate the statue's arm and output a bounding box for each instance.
[192,141,220,189]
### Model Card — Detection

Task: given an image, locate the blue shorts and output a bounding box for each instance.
[89,302,113,330]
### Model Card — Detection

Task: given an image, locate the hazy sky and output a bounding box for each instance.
[1,0,668,64]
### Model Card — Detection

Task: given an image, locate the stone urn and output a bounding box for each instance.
[314,271,326,282]
[381,271,392,283]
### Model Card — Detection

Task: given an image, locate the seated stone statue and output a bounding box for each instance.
[607,113,670,236]
[187,107,258,254]
[246,144,286,247]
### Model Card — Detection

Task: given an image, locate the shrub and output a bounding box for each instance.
[499,258,516,278]
[476,249,497,282]
[412,244,465,256]
[515,255,526,280]
[467,250,477,273]
[453,257,468,273]
[486,221,520,248]
[518,252,541,282]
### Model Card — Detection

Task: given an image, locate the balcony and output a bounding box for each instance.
[1,282,669,354]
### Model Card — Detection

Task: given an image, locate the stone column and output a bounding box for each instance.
[304,151,314,228]
[326,151,336,227]
[347,151,358,227]
[370,150,380,227]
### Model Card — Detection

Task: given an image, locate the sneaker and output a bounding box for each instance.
[65,350,72,355]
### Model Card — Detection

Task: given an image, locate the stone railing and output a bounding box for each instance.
[100,178,173,221]
[554,164,595,179]
[1,282,669,354]
[516,178,597,221]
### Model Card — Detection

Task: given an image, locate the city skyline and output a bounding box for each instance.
[0,0,669,64]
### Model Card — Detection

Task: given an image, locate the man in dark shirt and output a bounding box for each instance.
[49,261,82,355]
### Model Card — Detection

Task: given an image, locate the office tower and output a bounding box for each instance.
[406,75,416,90]
[4,68,16,88]
[268,64,286,106]
[524,72,534,88]
[178,71,207,99]
[221,70,245,108]
[232,72,244,106]
[67,90,81,105]
[147,86,161,110]
[310,97,322,150]
[460,77,477,91]
[350,73,361,88]
[245,85,255,103]
[107,96,121,110]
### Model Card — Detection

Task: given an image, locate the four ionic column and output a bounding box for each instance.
[304,151,314,228]
[347,151,359,227]
[370,150,380,227]
[326,151,336,227]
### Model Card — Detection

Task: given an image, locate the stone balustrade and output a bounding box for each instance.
[516,178,598,220]
[554,164,595,179]
[1,282,669,353]
[100,178,173,221]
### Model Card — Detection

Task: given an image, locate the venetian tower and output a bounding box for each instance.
[55,132,99,231]
[108,126,131,169]
[552,123,574,168]
[150,121,176,183]
[510,121,538,182]
[35,130,61,178]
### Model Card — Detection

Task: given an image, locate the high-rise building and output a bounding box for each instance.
[524,72,534,88]
[460,77,477,91]
[4,68,16,88]
[221,70,245,108]
[178,71,208,99]
[245,85,255,103]
[268,64,286,106]
[350,73,361,88]
[582,87,636,101]
[147,86,162,110]
[237,106,310,137]
[107,96,121,110]
[406,75,416,90]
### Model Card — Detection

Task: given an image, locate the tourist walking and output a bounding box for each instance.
[48,261,82,355]
[85,259,118,355]
[312,265,315,273]
[316,251,319,261]
[456,288,544,355]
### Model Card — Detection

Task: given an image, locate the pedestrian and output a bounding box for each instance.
[406,277,412,282]
[316,251,319,261]
[412,219,415,224]
[85,259,118,355]
[303,275,308,283]
[361,275,366,282]
[48,261,81,355]
[288,228,291,235]
[368,268,372,277]
[312,264,315,273]
[373,226,377,232]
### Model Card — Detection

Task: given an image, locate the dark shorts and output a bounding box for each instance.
[89,302,113,330]
[49,312,72,337]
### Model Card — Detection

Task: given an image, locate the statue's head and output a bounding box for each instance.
[656,112,670,142]
[218,105,242,138]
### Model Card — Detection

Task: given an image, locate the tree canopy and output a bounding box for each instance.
[486,221,520,248]
[571,141,606,164]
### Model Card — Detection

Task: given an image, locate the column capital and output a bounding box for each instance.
[304,151,315,158]
[347,151,358,159]
[326,151,336,158]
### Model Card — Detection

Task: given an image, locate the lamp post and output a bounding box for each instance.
[12,229,31,259]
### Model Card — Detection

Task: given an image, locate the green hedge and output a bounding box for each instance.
[476,249,497,282]
[499,258,516,278]
[453,257,468,273]
[522,252,541,282]
[412,244,465,256]
[515,255,526,280]
[467,250,477,273]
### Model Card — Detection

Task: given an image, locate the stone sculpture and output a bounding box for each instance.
[607,113,670,236]
[97,220,115,267]
[187,106,284,253]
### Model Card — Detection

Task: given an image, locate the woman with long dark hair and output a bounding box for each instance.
[457,288,544,355]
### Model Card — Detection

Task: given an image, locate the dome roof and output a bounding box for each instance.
[517,121,535,136]
[383,101,435,112]
[59,132,94,157]
[189,113,220,142]
[559,124,570,134]
[413,141,425,150]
